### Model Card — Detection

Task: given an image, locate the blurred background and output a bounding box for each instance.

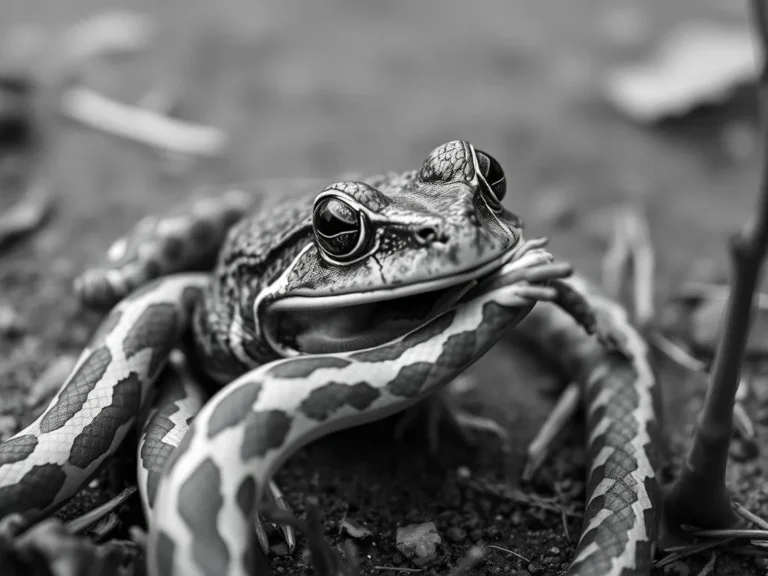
[0,0,765,574]
[0,0,756,280]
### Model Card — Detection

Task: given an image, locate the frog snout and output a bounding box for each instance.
[413,222,448,245]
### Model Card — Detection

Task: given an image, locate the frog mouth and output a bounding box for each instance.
[263,243,527,357]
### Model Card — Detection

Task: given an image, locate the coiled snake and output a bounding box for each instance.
[0,141,661,575]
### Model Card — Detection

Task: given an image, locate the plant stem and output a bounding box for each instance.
[663,0,768,533]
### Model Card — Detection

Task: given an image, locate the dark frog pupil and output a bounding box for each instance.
[313,197,364,259]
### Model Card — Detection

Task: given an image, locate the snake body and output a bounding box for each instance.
[0,141,662,575]
[517,277,661,575]
[0,275,208,521]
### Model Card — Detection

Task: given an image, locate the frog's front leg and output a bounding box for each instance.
[75,188,257,310]
[138,350,296,555]
[0,273,208,523]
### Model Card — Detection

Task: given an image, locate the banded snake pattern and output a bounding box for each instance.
[0,141,661,576]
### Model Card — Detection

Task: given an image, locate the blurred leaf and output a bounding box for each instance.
[604,24,758,122]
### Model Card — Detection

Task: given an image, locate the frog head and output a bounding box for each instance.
[259,140,529,356]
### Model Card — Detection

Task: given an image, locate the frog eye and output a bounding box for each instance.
[313,196,370,262]
[474,149,506,208]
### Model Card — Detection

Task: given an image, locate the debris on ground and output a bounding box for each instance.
[603,23,758,122]
[395,522,442,566]
[339,518,375,541]
[0,516,138,576]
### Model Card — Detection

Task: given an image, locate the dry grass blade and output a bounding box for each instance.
[259,497,359,576]
[484,545,531,564]
[646,329,707,372]
[554,481,572,542]
[696,553,717,576]
[654,538,736,568]
[601,205,655,324]
[64,486,137,534]
[522,381,580,482]
[733,402,757,440]
[734,502,768,529]
[692,528,768,539]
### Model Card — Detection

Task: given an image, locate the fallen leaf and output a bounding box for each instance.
[604,24,759,122]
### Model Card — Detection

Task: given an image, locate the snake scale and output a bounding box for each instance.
[0,141,661,575]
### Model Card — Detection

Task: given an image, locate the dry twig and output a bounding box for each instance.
[61,87,227,158]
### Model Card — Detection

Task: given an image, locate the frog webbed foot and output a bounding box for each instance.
[394,376,509,455]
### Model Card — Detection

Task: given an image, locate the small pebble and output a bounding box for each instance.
[548,547,561,556]
[457,466,471,480]
[527,561,541,574]
[339,517,374,541]
[396,522,441,567]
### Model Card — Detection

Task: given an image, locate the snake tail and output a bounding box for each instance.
[519,275,662,576]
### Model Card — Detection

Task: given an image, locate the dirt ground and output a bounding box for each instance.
[2,0,768,574]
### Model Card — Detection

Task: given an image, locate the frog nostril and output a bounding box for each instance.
[466,210,480,227]
[414,223,447,245]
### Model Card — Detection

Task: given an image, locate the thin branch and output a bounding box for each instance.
[663,0,768,534]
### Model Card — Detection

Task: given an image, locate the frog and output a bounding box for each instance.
[0,140,651,576]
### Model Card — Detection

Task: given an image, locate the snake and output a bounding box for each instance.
[0,141,661,575]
